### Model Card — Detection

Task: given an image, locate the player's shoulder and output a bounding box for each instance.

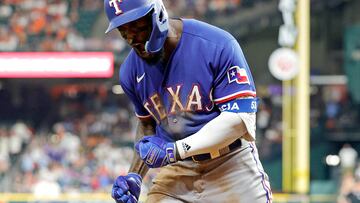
[182,18,235,46]
[119,50,139,84]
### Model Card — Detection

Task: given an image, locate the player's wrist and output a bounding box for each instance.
[127,172,142,181]
[174,142,182,161]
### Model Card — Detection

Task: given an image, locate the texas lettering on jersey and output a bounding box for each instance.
[142,84,214,123]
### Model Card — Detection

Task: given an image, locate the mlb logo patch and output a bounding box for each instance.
[227,66,250,85]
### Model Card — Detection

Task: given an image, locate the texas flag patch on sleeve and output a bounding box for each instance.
[227,66,250,85]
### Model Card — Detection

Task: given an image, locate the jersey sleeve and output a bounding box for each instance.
[119,62,151,119]
[213,39,256,105]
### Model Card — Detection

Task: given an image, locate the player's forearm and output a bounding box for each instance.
[175,112,253,159]
[128,118,156,178]
[129,151,149,178]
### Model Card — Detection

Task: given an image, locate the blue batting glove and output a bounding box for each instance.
[135,136,177,168]
[111,173,142,203]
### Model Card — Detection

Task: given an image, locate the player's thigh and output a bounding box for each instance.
[201,146,272,203]
[146,163,197,203]
[146,193,185,203]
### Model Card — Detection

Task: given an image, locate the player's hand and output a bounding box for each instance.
[135,136,177,168]
[111,173,142,203]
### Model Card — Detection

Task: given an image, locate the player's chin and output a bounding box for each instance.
[137,51,152,59]
[137,50,164,65]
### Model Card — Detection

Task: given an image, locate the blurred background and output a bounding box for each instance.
[0,0,360,202]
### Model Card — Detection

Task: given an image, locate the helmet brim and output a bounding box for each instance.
[105,4,154,34]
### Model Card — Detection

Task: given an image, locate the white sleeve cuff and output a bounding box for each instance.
[176,112,253,160]
[237,113,256,141]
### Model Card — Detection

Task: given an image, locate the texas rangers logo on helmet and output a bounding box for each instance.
[109,0,123,15]
[227,66,250,84]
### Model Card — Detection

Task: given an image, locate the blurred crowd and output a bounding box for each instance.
[0,0,104,52]
[0,0,271,53]
[337,144,360,203]
[1,121,124,194]
[0,84,158,194]
[256,84,360,163]
[0,121,31,179]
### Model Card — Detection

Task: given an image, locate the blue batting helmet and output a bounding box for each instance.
[104,0,169,53]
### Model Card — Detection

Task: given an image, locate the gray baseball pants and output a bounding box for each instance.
[145,141,272,203]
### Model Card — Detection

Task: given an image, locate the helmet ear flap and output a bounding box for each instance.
[158,5,165,23]
[153,0,168,32]
[144,0,169,53]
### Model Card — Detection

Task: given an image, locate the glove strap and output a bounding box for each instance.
[166,143,177,163]
[128,172,142,182]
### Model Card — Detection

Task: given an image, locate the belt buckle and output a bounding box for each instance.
[190,139,242,163]
[191,151,222,163]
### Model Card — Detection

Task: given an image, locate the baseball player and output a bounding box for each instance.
[104,0,272,202]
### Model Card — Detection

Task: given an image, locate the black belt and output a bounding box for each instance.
[185,139,242,162]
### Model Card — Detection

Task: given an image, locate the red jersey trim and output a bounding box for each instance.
[214,91,256,104]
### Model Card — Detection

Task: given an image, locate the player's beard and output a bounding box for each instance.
[144,49,164,65]
[136,48,165,65]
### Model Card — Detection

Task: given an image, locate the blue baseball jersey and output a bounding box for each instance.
[120,19,256,142]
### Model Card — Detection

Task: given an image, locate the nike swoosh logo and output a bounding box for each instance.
[136,73,145,83]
